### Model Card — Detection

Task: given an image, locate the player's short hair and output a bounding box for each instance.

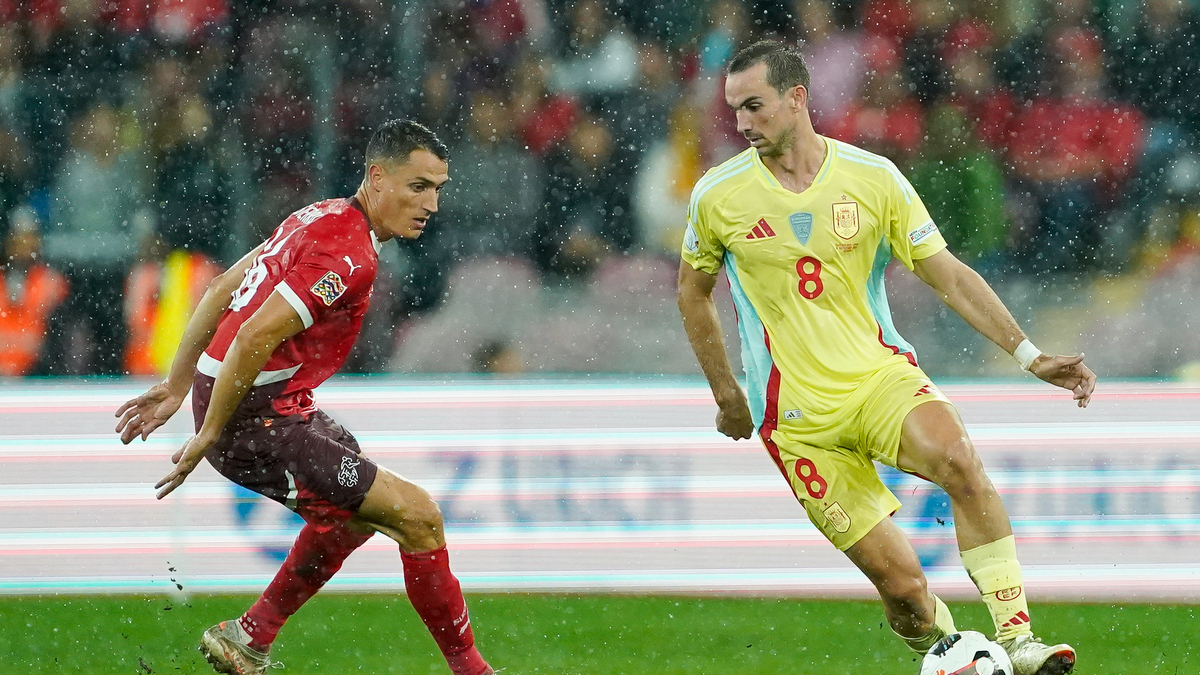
[364,119,448,170]
[726,40,811,94]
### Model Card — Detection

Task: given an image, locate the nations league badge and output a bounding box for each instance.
[789,212,813,244]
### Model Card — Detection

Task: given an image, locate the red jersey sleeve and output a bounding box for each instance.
[274,223,373,329]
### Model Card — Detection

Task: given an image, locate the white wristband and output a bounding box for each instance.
[1013,339,1041,372]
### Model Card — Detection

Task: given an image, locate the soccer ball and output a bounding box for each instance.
[919,631,1013,675]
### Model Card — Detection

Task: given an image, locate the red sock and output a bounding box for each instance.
[239,522,372,652]
[401,546,490,675]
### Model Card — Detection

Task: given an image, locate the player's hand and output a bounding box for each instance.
[154,433,215,500]
[716,397,755,440]
[115,381,186,444]
[1029,353,1096,408]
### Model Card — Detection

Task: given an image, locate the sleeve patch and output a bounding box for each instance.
[310,271,347,306]
[683,222,700,253]
[908,221,939,246]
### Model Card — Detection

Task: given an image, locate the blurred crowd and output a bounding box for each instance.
[0,0,1198,378]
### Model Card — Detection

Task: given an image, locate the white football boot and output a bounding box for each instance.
[198,620,281,675]
[998,634,1076,675]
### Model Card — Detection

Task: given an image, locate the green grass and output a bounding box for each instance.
[0,594,1195,674]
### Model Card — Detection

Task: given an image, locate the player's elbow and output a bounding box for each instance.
[209,267,244,300]
[232,319,284,358]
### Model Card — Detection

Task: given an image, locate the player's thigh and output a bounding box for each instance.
[894,399,987,487]
[856,363,954,473]
[766,432,901,551]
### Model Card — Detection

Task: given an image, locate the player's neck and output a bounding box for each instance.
[352,182,390,242]
[760,130,826,194]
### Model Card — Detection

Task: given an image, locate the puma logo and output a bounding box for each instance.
[343,256,361,276]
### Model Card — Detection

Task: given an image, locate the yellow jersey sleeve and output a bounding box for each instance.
[883,164,946,269]
[681,179,726,276]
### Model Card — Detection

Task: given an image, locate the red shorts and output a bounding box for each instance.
[193,372,379,527]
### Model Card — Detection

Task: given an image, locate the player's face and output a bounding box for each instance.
[725,62,801,158]
[371,149,449,240]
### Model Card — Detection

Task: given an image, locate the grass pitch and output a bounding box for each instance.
[1,594,1195,674]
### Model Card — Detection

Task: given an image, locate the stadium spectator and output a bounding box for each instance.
[0,126,27,236]
[796,0,865,134]
[634,100,704,257]
[534,113,633,280]
[42,102,149,375]
[608,37,679,172]
[998,0,1099,102]
[510,49,580,156]
[25,0,127,187]
[1004,28,1144,273]
[0,206,68,376]
[439,89,544,257]
[698,0,749,76]
[696,0,752,164]
[902,0,956,107]
[0,23,28,145]
[1106,0,1200,267]
[551,0,639,107]
[909,104,1009,269]
[142,55,229,258]
[1107,0,1200,140]
[941,19,1016,152]
[826,35,925,163]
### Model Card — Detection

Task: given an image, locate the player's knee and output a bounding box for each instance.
[877,571,929,610]
[932,442,988,496]
[398,499,445,548]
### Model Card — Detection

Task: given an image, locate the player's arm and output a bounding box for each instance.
[116,243,266,444]
[155,290,306,499]
[678,262,754,439]
[911,248,1096,406]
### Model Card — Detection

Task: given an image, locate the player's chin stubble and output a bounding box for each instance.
[755,128,794,159]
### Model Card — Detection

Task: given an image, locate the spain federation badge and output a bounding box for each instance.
[832,201,860,240]
[310,270,347,306]
[823,501,852,534]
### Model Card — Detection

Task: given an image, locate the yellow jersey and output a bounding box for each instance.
[681,138,947,433]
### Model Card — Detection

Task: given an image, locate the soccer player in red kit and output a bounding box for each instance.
[114,120,493,675]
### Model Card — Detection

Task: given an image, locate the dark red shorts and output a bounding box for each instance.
[193,372,379,527]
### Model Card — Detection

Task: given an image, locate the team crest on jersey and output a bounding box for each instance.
[832,202,860,240]
[823,501,852,533]
[789,212,813,244]
[310,271,346,306]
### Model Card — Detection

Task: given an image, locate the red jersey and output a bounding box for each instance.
[199,198,380,418]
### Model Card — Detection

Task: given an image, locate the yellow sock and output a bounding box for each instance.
[960,535,1033,642]
[896,593,957,654]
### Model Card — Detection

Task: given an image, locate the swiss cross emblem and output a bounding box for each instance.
[310,271,346,306]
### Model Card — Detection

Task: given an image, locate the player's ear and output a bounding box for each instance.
[791,85,808,112]
[367,163,385,191]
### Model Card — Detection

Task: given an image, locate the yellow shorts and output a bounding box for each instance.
[760,360,951,551]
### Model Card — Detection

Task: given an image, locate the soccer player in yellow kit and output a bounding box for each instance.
[677,41,1095,675]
